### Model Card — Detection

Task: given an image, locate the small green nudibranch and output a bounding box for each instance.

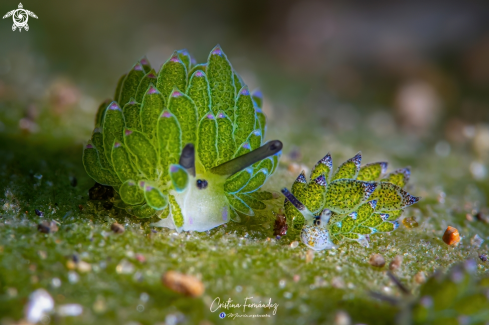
[83,46,282,231]
[282,152,420,250]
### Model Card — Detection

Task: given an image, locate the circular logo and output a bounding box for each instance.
[13,10,27,26]
[219,312,226,319]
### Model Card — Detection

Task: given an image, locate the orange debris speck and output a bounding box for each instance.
[442,226,460,246]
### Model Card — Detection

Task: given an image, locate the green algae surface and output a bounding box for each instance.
[0,98,489,325]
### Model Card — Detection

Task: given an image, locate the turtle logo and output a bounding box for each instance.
[3,3,38,32]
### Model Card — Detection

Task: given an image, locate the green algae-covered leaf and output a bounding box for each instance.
[240,169,268,193]
[234,87,256,148]
[357,162,387,181]
[381,167,410,188]
[177,49,191,70]
[325,179,377,214]
[270,153,280,174]
[114,73,126,103]
[226,194,254,216]
[361,213,385,227]
[374,220,399,232]
[122,100,142,131]
[120,62,145,106]
[216,111,234,165]
[168,194,184,228]
[91,128,112,171]
[331,152,362,181]
[167,89,197,146]
[119,179,144,205]
[197,113,218,170]
[247,129,262,151]
[224,168,253,193]
[187,70,211,121]
[102,102,125,163]
[207,45,236,118]
[140,56,151,73]
[111,141,139,182]
[253,156,273,175]
[169,164,189,193]
[83,143,120,186]
[354,200,377,224]
[127,203,157,218]
[233,142,251,159]
[157,51,187,101]
[255,107,267,139]
[143,182,168,210]
[291,171,307,198]
[310,153,333,183]
[251,93,266,140]
[342,233,360,241]
[370,182,419,212]
[237,193,266,210]
[140,85,165,139]
[384,209,403,221]
[339,213,357,232]
[233,71,244,95]
[95,99,111,128]
[124,129,158,179]
[303,175,327,213]
[354,225,373,234]
[135,69,157,103]
[247,191,274,201]
[157,110,182,181]
[251,89,263,108]
[188,63,206,77]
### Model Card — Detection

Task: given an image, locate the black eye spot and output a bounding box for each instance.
[196,179,208,190]
[314,216,321,226]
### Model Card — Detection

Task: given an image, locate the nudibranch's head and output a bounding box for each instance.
[83,45,283,231]
[166,141,283,231]
[282,152,420,250]
[281,188,336,250]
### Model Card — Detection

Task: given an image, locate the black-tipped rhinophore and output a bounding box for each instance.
[210,140,283,176]
[281,188,306,211]
[179,143,195,177]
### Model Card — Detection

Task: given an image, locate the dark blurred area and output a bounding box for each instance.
[1,0,489,162]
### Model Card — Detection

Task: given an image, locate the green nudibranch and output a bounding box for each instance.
[282,152,420,250]
[83,45,282,231]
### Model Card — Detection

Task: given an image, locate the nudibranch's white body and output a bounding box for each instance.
[153,171,230,231]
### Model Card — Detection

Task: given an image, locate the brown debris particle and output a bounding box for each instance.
[273,214,288,237]
[414,271,426,284]
[37,221,58,234]
[162,271,204,297]
[368,254,385,267]
[111,223,125,234]
[442,226,460,246]
[402,216,419,228]
[389,255,403,271]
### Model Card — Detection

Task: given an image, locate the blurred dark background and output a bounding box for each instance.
[1,0,489,168]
